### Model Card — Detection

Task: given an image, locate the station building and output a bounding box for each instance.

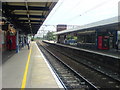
[55,17,120,50]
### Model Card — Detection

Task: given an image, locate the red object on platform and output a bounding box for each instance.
[98,36,102,49]
[7,35,16,50]
[98,36,109,50]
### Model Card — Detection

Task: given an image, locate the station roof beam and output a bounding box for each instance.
[2,2,57,35]
[2,5,50,11]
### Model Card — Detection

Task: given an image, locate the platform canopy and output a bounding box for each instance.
[54,16,119,35]
[2,1,57,34]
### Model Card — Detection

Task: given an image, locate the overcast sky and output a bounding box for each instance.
[36,0,120,37]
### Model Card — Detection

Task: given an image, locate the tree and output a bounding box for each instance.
[44,31,56,41]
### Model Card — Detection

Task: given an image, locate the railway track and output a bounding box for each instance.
[44,42,120,82]
[37,41,98,90]
[38,41,120,89]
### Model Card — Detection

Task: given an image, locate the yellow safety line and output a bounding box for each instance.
[21,46,32,90]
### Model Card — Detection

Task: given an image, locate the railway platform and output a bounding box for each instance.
[2,41,63,89]
[2,50,16,64]
[44,40,120,58]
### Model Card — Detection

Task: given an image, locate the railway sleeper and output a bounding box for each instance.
[69,84,88,88]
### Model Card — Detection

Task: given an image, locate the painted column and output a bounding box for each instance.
[96,29,98,49]
[23,35,25,47]
[22,35,24,47]
[16,31,19,53]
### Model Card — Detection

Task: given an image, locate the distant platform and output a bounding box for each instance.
[43,40,120,59]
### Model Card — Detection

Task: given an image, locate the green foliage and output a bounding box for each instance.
[66,35,72,40]
[66,35,77,40]
[73,36,77,40]
[44,31,56,41]
[34,37,43,41]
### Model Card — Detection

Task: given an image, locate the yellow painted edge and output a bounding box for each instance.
[21,46,32,89]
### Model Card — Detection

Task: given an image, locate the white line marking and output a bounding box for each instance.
[35,42,64,88]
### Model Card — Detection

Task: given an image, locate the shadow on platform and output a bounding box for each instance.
[2,50,16,64]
